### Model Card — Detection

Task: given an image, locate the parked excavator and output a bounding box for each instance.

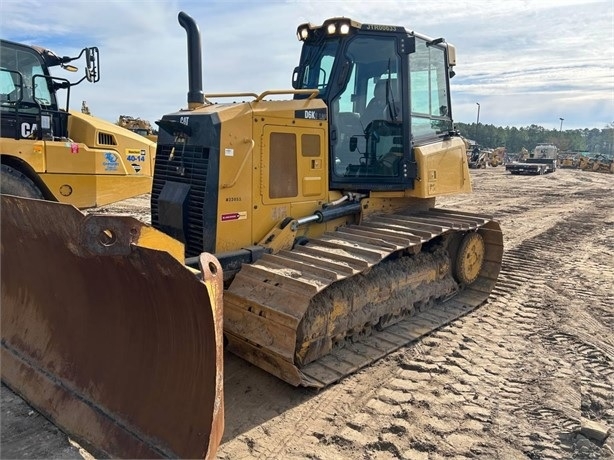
[1,11,503,458]
[0,39,156,209]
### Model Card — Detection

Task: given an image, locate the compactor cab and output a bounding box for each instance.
[0,40,156,208]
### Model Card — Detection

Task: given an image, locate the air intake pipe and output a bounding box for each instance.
[178,11,204,108]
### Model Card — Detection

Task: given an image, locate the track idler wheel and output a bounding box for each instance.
[454,232,485,285]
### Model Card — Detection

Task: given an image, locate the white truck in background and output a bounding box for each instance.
[506,144,558,175]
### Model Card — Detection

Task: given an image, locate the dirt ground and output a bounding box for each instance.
[2,167,613,459]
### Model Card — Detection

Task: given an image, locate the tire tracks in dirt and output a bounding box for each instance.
[226,182,614,459]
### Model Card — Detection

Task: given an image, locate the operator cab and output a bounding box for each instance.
[293,18,456,191]
[0,40,99,141]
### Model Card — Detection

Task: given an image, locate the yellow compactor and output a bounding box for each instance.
[1,11,503,458]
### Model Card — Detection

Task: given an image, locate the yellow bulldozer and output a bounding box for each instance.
[0,39,156,209]
[117,114,158,142]
[1,12,503,459]
[579,153,614,174]
[559,152,580,168]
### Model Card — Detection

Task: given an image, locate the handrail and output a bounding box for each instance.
[203,88,319,103]
[255,88,319,102]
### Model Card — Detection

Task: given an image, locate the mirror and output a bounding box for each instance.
[84,47,100,83]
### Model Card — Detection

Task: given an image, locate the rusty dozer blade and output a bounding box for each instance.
[0,195,224,459]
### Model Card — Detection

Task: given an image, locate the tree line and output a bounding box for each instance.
[455,122,614,156]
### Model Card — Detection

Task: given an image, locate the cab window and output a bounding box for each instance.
[0,44,54,108]
[409,39,452,139]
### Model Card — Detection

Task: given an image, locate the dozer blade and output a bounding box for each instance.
[0,195,224,459]
[224,208,503,388]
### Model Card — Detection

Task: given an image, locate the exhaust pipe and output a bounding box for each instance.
[178,11,204,108]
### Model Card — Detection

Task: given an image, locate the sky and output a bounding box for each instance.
[1,0,612,131]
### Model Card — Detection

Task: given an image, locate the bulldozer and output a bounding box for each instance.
[0,38,156,209]
[559,152,578,168]
[579,153,614,174]
[150,13,502,386]
[117,114,158,142]
[1,11,503,458]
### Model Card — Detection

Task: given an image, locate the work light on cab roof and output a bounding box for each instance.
[296,18,356,41]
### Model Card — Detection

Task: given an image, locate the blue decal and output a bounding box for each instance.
[103,152,119,171]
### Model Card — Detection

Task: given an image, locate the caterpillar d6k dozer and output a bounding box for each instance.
[1,194,224,458]
[149,12,503,387]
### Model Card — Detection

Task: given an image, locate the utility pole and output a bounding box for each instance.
[475,102,480,143]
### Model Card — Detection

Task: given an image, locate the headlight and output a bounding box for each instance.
[297,26,309,41]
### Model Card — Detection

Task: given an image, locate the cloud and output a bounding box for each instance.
[1,0,611,129]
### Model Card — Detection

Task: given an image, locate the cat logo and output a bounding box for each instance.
[21,122,37,138]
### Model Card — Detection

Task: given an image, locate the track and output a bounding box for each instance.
[224,209,502,387]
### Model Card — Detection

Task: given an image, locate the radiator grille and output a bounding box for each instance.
[152,144,209,258]
[97,132,117,145]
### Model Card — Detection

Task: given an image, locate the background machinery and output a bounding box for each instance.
[488,147,505,167]
[505,143,558,175]
[1,11,503,458]
[0,39,156,209]
[468,145,487,168]
[579,153,614,174]
[117,114,158,142]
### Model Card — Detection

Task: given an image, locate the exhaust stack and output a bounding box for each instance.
[178,11,204,108]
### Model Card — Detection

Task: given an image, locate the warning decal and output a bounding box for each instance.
[221,211,247,222]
